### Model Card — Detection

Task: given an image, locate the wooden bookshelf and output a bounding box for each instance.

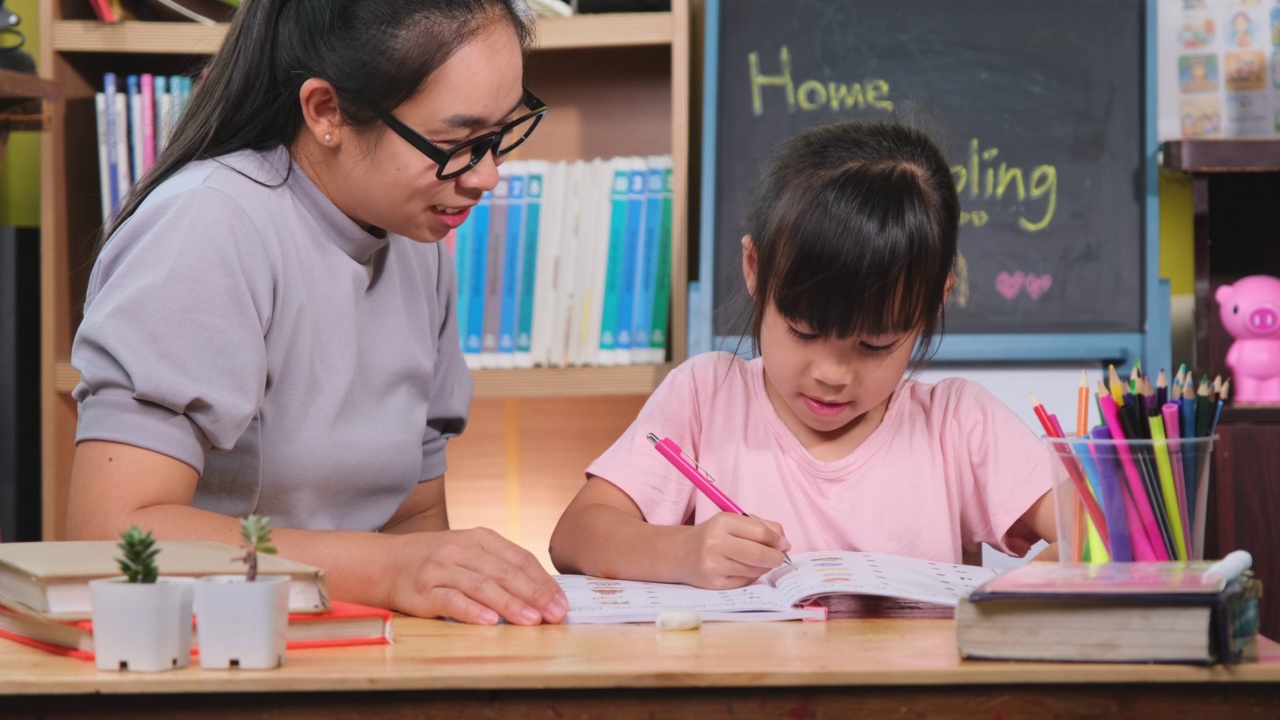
[1161,138,1280,642]
[51,12,675,54]
[38,2,691,544]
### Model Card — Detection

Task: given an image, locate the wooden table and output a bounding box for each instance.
[1,618,1278,718]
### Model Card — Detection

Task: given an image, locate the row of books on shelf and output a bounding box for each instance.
[94,71,195,221]
[91,66,674,370]
[451,155,674,370]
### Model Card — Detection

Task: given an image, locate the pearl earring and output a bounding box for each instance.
[324,133,332,143]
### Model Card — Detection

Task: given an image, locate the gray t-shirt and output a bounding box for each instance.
[72,146,472,531]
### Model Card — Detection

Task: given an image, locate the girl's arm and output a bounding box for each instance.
[1006,489,1058,561]
[549,475,790,589]
[67,440,567,626]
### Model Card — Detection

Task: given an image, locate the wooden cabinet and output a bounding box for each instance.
[1163,139,1280,642]
[37,1,691,559]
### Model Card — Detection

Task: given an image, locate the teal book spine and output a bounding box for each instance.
[464,193,492,366]
[649,162,674,362]
[516,165,544,365]
[616,162,646,362]
[498,170,526,367]
[453,208,474,355]
[598,165,631,363]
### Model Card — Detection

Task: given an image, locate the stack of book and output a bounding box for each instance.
[956,550,1260,664]
[0,541,391,660]
[451,156,674,369]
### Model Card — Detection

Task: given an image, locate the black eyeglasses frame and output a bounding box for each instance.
[377,87,548,180]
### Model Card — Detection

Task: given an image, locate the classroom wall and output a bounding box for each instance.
[0,0,39,227]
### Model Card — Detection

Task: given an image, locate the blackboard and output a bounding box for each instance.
[698,0,1160,362]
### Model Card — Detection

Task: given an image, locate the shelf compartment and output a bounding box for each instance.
[55,361,672,399]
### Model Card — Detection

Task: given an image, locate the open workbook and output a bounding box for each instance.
[557,551,1000,623]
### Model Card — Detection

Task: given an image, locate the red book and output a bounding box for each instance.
[0,600,392,660]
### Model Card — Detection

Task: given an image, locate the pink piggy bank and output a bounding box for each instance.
[1217,275,1280,404]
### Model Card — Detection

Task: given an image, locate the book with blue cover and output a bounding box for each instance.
[463,193,492,370]
[497,165,526,369]
[633,157,665,364]
[516,161,547,368]
[597,160,632,365]
[453,205,475,355]
[614,159,647,366]
[649,158,674,363]
[481,176,510,368]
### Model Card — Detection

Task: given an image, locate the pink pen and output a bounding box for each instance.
[647,433,793,566]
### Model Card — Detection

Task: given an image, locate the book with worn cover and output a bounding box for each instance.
[0,599,391,660]
[956,550,1261,664]
[0,541,329,620]
[557,551,998,624]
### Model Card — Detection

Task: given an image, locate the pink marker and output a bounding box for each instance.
[646,433,793,566]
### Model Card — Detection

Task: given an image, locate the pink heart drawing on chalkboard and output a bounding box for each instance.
[1025,274,1053,300]
[995,271,1025,300]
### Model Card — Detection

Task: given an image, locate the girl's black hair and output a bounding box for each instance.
[100,0,534,249]
[743,121,960,369]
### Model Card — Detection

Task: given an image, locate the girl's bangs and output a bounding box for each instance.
[765,169,942,340]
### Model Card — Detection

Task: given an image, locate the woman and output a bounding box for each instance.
[66,0,568,626]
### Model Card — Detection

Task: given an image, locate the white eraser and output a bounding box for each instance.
[655,611,702,631]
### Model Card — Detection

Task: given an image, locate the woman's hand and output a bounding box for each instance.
[386,527,569,625]
[676,513,791,590]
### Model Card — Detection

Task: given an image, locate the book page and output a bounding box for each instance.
[763,552,998,608]
[556,575,790,623]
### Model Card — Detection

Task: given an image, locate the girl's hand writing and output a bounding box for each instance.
[387,527,569,625]
[677,513,791,590]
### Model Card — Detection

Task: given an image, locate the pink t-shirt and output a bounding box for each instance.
[586,352,1053,563]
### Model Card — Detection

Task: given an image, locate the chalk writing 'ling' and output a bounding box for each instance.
[952,139,1057,232]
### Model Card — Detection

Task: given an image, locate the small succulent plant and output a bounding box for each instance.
[238,515,278,582]
[115,526,160,584]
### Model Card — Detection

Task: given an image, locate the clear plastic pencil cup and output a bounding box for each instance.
[1043,435,1216,564]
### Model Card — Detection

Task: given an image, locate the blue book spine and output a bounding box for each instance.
[615,162,646,361]
[635,161,664,363]
[103,73,120,217]
[126,75,142,184]
[453,209,475,355]
[464,193,492,366]
[498,171,526,365]
[599,165,631,362]
[516,165,544,362]
[481,179,509,366]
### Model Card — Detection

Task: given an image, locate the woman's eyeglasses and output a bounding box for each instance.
[377,87,547,180]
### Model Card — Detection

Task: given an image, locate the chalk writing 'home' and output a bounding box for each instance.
[748,46,894,116]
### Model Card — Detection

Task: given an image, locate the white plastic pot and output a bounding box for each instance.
[89,576,195,672]
[194,574,289,669]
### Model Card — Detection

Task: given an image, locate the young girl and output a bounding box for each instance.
[550,121,1057,590]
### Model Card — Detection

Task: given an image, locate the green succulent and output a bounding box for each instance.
[239,515,277,582]
[115,526,160,584]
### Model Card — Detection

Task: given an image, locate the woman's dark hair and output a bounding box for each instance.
[742,120,960,369]
[101,0,534,247]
